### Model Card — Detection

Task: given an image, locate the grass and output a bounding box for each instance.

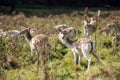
[0,6,120,80]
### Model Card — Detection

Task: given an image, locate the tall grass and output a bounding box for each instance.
[0,7,120,80]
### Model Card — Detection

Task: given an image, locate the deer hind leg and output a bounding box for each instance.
[72,48,83,66]
[84,30,87,37]
[84,28,88,37]
[92,44,100,62]
[85,54,91,71]
[92,52,100,63]
[81,49,91,71]
[78,53,83,66]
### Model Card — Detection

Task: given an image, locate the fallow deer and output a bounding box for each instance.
[100,23,120,36]
[59,27,100,71]
[54,24,68,32]
[19,28,48,57]
[7,30,20,40]
[112,34,120,46]
[0,29,21,40]
[0,29,11,43]
[83,18,97,38]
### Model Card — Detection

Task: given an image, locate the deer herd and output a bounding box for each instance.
[0,11,120,72]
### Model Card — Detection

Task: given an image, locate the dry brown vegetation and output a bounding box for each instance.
[0,7,120,80]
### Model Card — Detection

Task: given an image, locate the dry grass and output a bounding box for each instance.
[0,7,120,80]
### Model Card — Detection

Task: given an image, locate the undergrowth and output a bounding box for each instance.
[0,7,120,80]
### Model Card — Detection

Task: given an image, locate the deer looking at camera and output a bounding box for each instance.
[19,28,48,57]
[59,27,100,71]
[83,17,97,38]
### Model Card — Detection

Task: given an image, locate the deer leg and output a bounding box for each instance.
[92,44,100,62]
[85,54,91,71]
[78,55,81,65]
[84,31,86,37]
[78,53,83,66]
[84,29,87,37]
[86,32,89,38]
[92,52,100,63]
[73,52,77,66]
[30,44,36,56]
[82,50,91,71]
[31,49,34,57]
[87,57,91,72]
[30,46,36,63]
[85,31,90,38]
[71,48,77,65]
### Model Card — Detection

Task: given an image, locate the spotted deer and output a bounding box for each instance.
[7,30,21,40]
[0,29,21,39]
[59,27,100,71]
[112,34,120,46]
[54,24,68,32]
[83,18,97,38]
[100,23,120,36]
[19,28,48,57]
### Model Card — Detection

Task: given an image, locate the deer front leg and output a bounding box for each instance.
[71,48,80,65]
[30,48,34,56]
[73,52,77,66]
[30,44,35,56]
[83,29,87,37]
[82,49,91,71]
[84,53,91,72]
[78,54,83,66]
[87,57,91,72]
[78,55,81,65]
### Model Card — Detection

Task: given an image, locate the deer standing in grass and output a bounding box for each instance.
[100,23,120,36]
[112,34,120,46]
[19,28,48,57]
[59,27,100,71]
[19,28,49,79]
[0,29,21,40]
[83,17,97,38]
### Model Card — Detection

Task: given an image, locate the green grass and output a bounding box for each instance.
[0,7,120,80]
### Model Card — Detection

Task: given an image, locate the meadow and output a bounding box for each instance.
[0,7,120,80]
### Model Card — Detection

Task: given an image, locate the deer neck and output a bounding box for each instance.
[62,37,76,48]
[24,31,32,43]
[58,33,76,48]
